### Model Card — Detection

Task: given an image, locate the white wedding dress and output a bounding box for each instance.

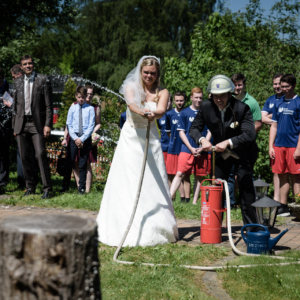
[97,102,179,247]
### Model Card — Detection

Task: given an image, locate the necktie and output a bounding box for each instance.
[78,105,83,137]
[25,78,31,115]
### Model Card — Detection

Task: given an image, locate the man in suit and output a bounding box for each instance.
[13,55,53,198]
[189,75,257,225]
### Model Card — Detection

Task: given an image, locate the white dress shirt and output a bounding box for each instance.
[199,103,234,149]
[24,71,35,115]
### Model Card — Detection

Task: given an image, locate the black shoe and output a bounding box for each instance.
[78,189,85,195]
[277,206,290,217]
[23,189,35,197]
[41,192,52,199]
[59,187,69,194]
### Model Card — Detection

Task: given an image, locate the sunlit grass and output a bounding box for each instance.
[100,243,228,299]
[218,250,300,300]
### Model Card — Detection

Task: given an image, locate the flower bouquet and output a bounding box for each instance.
[92,133,101,147]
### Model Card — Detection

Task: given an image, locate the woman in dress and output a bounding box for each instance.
[97,56,179,247]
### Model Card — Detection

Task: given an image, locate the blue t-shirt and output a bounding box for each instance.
[157,114,169,152]
[165,108,182,155]
[120,111,126,129]
[177,106,208,154]
[262,94,284,114]
[272,95,300,147]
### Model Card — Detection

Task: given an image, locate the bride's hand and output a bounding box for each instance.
[141,109,150,118]
[145,112,155,122]
[142,109,155,121]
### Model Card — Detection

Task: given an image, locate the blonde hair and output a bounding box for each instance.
[140,57,160,103]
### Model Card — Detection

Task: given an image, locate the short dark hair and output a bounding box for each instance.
[280,74,296,86]
[75,86,87,97]
[0,68,4,79]
[231,73,246,85]
[173,91,187,101]
[20,55,34,65]
[272,73,284,81]
[10,64,24,75]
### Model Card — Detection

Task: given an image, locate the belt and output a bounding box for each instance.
[24,115,33,122]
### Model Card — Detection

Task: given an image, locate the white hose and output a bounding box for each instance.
[112,129,300,269]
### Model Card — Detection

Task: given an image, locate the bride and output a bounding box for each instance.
[97,56,179,247]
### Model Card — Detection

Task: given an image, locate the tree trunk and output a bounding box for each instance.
[0,214,101,300]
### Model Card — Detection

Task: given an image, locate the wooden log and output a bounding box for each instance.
[0,214,101,300]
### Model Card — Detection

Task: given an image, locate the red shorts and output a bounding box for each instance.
[272,146,300,174]
[166,154,179,175]
[163,152,168,166]
[177,152,211,176]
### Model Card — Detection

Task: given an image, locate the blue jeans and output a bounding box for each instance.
[226,165,236,208]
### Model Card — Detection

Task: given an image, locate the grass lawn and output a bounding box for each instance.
[100,243,228,299]
[218,251,300,300]
[2,173,300,299]
[1,172,243,222]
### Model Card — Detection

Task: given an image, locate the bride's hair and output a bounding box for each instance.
[139,57,160,103]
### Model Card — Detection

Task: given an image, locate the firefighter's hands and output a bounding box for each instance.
[200,138,212,152]
[215,140,230,152]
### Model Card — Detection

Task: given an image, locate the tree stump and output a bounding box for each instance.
[0,214,101,300]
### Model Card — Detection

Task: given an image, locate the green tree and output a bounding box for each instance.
[31,0,221,89]
[0,0,78,80]
[0,0,77,46]
[164,5,300,185]
[55,78,77,129]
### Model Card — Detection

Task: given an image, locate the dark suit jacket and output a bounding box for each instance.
[189,96,256,156]
[12,73,53,134]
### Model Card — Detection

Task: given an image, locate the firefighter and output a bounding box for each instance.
[189,75,257,225]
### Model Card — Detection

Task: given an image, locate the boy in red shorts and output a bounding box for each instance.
[170,87,211,204]
[269,74,300,216]
[165,91,188,201]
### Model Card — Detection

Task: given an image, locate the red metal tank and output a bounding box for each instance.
[200,179,226,244]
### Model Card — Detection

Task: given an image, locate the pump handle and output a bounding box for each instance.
[241,224,268,244]
[200,179,223,191]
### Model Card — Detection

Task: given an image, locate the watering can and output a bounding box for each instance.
[241,224,288,254]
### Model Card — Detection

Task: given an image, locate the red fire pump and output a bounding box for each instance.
[200,148,227,244]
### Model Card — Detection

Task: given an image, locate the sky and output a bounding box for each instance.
[223,0,277,16]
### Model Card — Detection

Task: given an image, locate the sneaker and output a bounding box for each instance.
[277,206,290,217]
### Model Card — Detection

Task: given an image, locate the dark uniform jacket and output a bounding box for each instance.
[12,73,53,135]
[189,96,256,157]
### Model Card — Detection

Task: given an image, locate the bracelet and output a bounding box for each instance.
[63,137,67,140]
